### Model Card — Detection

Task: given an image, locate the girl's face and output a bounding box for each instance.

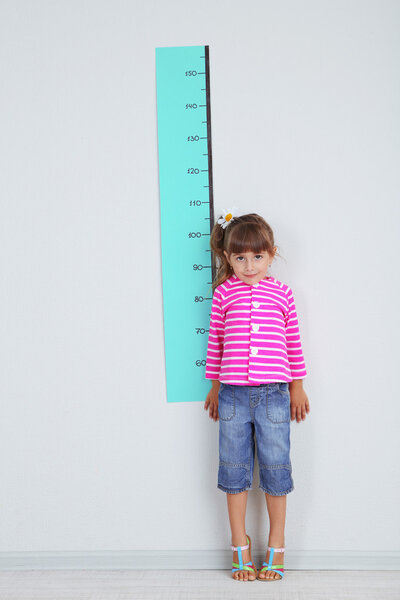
[223,248,277,286]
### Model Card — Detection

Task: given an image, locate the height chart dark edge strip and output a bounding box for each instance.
[204,45,216,284]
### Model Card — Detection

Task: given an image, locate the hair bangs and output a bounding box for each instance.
[227,222,270,255]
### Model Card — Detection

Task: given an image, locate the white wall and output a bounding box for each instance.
[1,0,399,563]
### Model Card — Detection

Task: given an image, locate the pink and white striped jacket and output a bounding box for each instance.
[205,273,307,385]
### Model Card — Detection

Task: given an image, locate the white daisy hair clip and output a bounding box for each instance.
[217,207,240,230]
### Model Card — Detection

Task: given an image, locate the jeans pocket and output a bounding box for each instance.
[278,381,290,395]
[218,384,235,421]
[267,385,290,423]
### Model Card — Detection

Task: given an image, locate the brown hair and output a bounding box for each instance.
[209,213,280,292]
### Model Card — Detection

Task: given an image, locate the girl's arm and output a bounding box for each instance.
[205,289,225,381]
[285,288,310,422]
[285,287,307,380]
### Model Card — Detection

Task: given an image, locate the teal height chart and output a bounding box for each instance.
[156,45,215,403]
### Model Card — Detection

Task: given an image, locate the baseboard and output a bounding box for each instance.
[0,550,399,571]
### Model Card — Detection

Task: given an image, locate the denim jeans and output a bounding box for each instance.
[218,381,294,496]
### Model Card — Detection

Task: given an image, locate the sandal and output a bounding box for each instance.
[257,545,285,581]
[231,534,258,581]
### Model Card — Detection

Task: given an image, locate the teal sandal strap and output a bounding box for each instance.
[260,562,284,573]
[232,561,256,573]
[231,535,250,570]
[231,535,256,575]
[260,546,285,578]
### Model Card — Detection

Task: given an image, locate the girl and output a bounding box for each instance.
[204,210,310,582]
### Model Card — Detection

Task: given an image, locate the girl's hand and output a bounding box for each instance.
[289,382,310,423]
[204,384,220,422]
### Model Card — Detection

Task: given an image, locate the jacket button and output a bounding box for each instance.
[252,324,260,332]
[252,301,260,308]
[250,347,258,356]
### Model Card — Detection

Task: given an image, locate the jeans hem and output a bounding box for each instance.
[218,484,252,494]
[259,485,294,496]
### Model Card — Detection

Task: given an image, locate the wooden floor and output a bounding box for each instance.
[0,569,399,599]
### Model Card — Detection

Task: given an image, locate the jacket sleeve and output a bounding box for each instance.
[205,288,225,380]
[285,287,307,379]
